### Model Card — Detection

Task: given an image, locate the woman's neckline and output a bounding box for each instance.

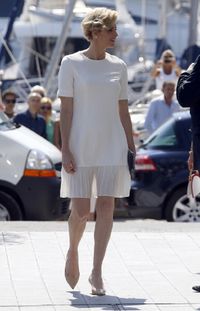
[80,50,108,61]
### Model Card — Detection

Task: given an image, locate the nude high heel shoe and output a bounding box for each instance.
[65,252,80,289]
[88,275,106,296]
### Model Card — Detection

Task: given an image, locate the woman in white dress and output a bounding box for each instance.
[58,7,136,295]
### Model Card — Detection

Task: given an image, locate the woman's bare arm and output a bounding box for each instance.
[118,99,136,154]
[60,96,76,173]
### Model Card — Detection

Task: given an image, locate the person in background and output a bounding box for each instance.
[176,56,200,292]
[39,97,55,144]
[151,49,182,90]
[144,81,181,134]
[58,7,135,295]
[2,89,17,119]
[14,92,46,138]
[31,85,46,98]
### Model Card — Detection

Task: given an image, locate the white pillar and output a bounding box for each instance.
[188,0,199,46]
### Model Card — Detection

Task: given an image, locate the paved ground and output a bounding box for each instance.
[1,220,200,310]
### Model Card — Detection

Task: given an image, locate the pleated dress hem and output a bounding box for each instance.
[60,165,131,198]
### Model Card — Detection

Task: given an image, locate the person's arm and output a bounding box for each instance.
[176,56,200,106]
[53,120,61,150]
[118,100,136,154]
[144,102,155,134]
[60,97,76,173]
[58,56,75,173]
[151,60,162,78]
[42,120,47,139]
[174,64,182,77]
[173,100,181,112]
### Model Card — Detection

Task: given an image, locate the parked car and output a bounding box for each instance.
[0,112,69,220]
[128,110,199,222]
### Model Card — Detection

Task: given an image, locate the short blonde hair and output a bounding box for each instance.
[28,92,42,102]
[81,7,118,41]
[161,49,175,60]
[41,97,52,106]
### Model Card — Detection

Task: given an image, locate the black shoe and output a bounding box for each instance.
[192,285,200,292]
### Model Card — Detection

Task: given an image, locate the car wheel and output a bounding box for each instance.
[0,191,23,221]
[165,187,200,222]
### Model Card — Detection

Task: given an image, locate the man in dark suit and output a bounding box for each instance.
[176,56,200,293]
[14,92,46,138]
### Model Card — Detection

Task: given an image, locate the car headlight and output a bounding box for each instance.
[24,150,56,177]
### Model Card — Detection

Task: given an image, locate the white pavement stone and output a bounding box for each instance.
[1,222,200,310]
[0,308,19,311]
[122,305,160,311]
[19,307,55,311]
[157,305,195,310]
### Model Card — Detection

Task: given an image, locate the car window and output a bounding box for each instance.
[142,118,179,150]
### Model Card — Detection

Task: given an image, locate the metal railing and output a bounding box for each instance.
[36,0,67,9]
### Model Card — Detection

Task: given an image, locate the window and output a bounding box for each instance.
[142,115,191,151]
[143,118,178,150]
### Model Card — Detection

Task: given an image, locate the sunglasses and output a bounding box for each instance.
[40,106,51,110]
[163,57,174,63]
[4,99,16,104]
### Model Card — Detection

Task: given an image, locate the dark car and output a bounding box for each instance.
[128,111,200,222]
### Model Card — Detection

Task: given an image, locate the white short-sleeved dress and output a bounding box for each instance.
[58,51,131,198]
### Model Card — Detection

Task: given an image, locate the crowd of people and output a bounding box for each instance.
[0,48,184,150]
[0,85,62,150]
[143,48,183,135]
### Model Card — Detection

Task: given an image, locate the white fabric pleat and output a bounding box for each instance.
[60,166,131,198]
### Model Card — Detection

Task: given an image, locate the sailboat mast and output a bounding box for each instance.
[43,0,77,97]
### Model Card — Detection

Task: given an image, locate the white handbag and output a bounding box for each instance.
[187,171,200,198]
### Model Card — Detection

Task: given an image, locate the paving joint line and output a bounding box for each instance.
[28,232,57,311]
[135,232,192,305]
[0,304,123,308]
[2,232,20,307]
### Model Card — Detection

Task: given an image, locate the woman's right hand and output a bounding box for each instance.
[62,149,76,174]
[188,151,193,181]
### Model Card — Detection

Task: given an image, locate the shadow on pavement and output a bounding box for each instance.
[68,290,146,310]
[0,232,26,245]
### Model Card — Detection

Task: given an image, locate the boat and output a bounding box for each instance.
[0,0,194,102]
[0,0,140,100]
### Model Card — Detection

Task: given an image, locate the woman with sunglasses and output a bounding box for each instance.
[151,49,182,90]
[39,97,55,143]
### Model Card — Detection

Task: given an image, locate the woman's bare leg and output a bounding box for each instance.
[65,198,90,288]
[89,196,115,294]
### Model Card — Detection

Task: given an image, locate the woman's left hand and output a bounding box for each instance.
[129,145,136,157]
